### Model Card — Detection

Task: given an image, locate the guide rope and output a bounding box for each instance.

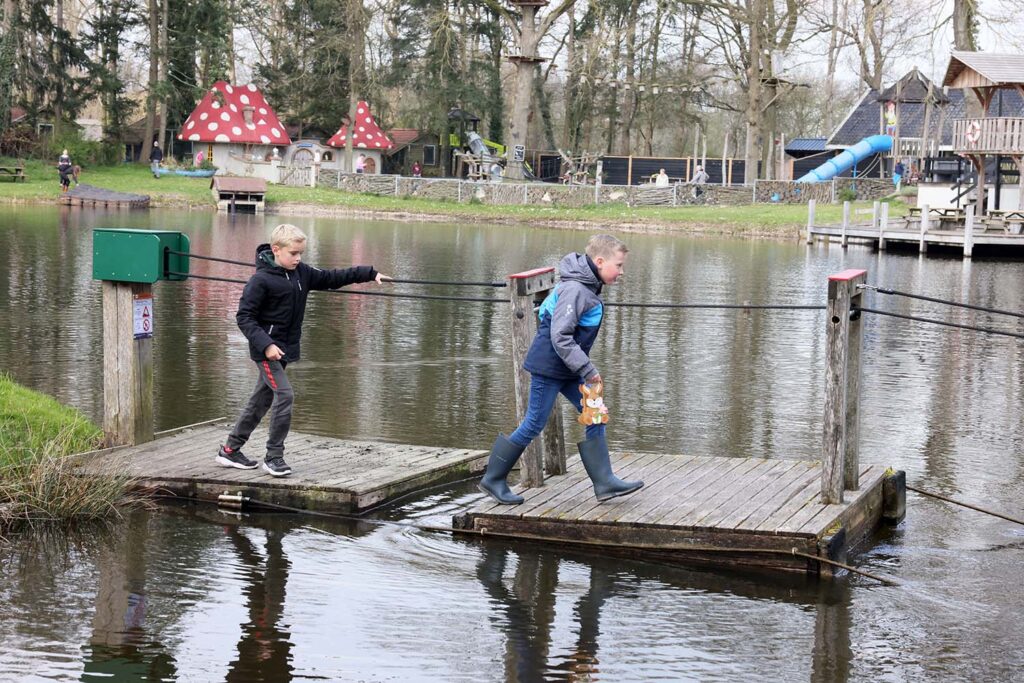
[858,284,1024,320]
[854,307,1024,340]
[907,485,1024,527]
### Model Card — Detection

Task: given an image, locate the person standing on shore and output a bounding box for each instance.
[149,141,164,178]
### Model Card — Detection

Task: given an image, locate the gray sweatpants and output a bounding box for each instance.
[226,360,293,457]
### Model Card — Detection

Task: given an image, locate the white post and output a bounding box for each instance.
[841,201,850,248]
[672,184,678,206]
[594,160,603,204]
[310,161,319,188]
[806,199,817,244]
[871,200,880,232]
[919,204,930,253]
[878,202,889,250]
[523,183,528,205]
[394,174,399,195]
[964,205,975,258]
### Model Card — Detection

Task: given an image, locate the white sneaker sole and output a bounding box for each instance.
[216,455,258,470]
[262,462,292,477]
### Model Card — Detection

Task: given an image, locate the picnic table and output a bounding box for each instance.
[988,209,1024,235]
[0,164,26,182]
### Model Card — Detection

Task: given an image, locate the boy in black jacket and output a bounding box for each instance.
[217,224,391,476]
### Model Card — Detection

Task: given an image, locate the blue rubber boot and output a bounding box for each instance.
[578,434,644,502]
[478,434,527,505]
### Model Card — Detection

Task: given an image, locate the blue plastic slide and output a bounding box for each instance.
[796,134,892,183]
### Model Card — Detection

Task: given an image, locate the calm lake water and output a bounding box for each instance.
[1,205,1022,681]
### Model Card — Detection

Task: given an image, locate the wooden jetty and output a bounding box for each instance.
[77,421,488,513]
[60,183,150,209]
[806,201,1024,261]
[454,453,896,574]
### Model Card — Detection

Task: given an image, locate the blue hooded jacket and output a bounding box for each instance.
[523,252,604,381]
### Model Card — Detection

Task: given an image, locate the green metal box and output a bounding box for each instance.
[92,229,190,283]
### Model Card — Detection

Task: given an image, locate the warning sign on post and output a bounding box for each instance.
[133,293,153,339]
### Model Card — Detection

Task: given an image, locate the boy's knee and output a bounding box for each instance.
[274,387,294,406]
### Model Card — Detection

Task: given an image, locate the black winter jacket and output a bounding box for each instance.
[236,243,378,362]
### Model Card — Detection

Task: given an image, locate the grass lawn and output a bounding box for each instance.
[0,158,907,234]
[0,375,130,525]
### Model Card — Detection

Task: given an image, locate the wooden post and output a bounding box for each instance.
[594,160,603,204]
[871,200,880,233]
[844,279,864,491]
[840,201,850,248]
[627,156,633,185]
[821,269,867,504]
[919,203,930,253]
[964,205,975,258]
[102,281,154,446]
[806,199,816,244]
[878,202,889,250]
[508,267,564,486]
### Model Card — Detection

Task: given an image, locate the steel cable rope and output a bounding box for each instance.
[854,306,1024,340]
[162,492,897,586]
[859,283,1024,320]
[165,270,823,309]
[166,250,508,288]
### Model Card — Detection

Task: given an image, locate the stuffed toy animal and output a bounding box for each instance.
[578,383,610,426]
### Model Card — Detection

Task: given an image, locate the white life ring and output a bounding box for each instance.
[965,120,982,146]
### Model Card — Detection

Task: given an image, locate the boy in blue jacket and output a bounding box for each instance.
[479,234,644,504]
[217,224,390,477]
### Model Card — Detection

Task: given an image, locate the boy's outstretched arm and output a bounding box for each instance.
[236,278,274,356]
[307,264,381,290]
[550,287,599,381]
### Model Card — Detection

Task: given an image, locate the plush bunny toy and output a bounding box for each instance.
[578,383,610,426]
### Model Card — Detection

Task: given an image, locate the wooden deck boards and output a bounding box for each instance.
[76,422,488,512]
[456,452,890,574]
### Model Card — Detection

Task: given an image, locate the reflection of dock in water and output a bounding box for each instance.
[77,421,487,513]
[456,453,899,577]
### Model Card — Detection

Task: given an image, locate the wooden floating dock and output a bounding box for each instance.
[454,452,894,575]
[60,183,150,209]
[76,422,487,513]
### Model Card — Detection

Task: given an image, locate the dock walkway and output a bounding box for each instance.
[455,452,890,574]
[77,422,487,513]
[60,183,150,209]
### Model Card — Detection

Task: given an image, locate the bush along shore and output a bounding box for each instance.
[0,374,135,529]
[0,159,907,238]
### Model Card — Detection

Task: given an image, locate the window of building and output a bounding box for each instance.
[423,145,437,166]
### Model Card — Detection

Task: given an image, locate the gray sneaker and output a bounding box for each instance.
[263,456,292,477]
[216,445,258,469]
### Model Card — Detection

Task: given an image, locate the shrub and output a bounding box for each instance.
[837,186,858,203]
[39,131,121,167]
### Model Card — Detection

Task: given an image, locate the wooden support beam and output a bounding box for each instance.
[102,281,154,446]
[919,203,930,253]
[878,202,889,250]
[841,201,850,248]
[964,205,975,258]
[806,199,816,244]
[508,267,565,486]
[821,268,867,504]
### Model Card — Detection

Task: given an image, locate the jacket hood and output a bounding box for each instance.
[558,252,602,293]
[255,243,285,273]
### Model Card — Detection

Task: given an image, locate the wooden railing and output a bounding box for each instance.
[952,117,1024,154]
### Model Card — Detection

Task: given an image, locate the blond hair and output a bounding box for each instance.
[270,224,307,247]
[585,234,628,259]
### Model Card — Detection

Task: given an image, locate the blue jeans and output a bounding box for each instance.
[509,373,605,447]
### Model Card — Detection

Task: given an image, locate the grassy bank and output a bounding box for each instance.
[0,159,906,236]
[0,375,131,527]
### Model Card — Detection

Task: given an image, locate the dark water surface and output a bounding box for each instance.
[1,206,1022,681]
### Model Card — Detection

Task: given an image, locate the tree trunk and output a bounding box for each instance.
[157,0,168,153]
[617,0,640,155]
[142,0,157,159]
[743,0,764,184]
[52,0,64,138]
[953,0,982,117]
[0,0,17,134]
[505,5,540,180]
[346,0,364,172]
[823,0,840,133]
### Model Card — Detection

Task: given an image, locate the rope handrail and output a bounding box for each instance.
[606,302,825,310]
[166,249,507,288]
[858,283,1024,320]
[855,306,1024,340]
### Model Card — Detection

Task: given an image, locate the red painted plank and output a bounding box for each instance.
[828,268,867,282]
[508,267,555,279]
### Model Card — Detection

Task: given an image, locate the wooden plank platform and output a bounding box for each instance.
[454,452,888,575]
[59,183,150,209]
[809,221,1024,253]
[76,422,487,512]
